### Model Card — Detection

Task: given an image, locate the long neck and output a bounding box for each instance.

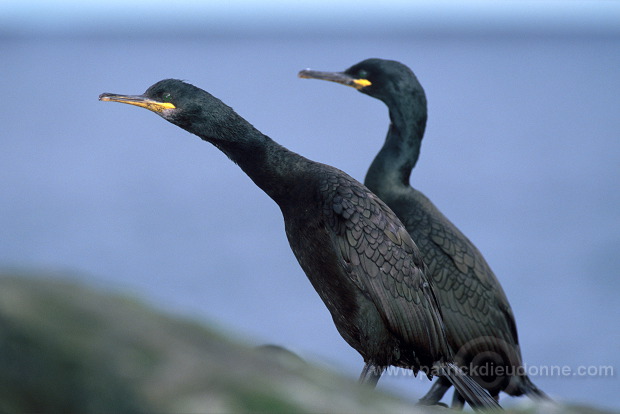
[364,95,426,196]
[193,109,309,205]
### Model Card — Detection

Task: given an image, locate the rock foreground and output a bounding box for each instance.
[0,273,613,413]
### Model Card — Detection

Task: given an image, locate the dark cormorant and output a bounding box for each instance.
[299,58,549,407]
[99,79,500,411]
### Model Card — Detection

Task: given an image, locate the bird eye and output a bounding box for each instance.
[358,70,369,79]
[162,93,172,102]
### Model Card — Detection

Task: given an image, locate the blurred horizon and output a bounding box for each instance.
[2,0,620,37]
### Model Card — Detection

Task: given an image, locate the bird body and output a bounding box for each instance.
[282,166,449,370]
[300,58,548,405]
[99,79,500,410]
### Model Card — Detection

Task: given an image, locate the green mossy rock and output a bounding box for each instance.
[0,273,615,414]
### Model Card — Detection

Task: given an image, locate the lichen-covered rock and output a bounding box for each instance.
[0,273,426,413]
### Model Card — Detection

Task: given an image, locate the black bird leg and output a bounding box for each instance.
[451,390,466,410]
[359,362,383,387]
[418,376,452,406]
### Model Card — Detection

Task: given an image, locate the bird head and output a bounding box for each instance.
[99,79,235,140]
[299,58,425,108]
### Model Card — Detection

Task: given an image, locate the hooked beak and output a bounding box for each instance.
[99,93,176,113]
[298,69,371,90]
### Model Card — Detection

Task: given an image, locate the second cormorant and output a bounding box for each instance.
[299,58,549,407]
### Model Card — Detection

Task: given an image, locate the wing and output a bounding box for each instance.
[324,174,448,360]
[404,190,521,359]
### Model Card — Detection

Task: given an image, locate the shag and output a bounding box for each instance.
[299,58,549,407]
[99,79,501,411]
